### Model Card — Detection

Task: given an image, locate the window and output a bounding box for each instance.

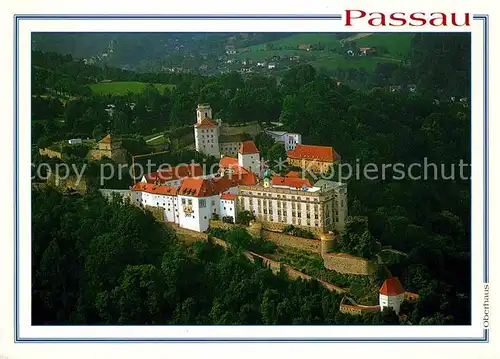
[283,210,287,216]
[199,199,207,208]
[315,214,319,219]
[188,199,193,205]
[204,216,207,219]
[298,212,301,218]
[182,198,186,205]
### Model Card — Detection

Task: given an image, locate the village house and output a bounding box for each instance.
[225,45,236,55]
[358,47,376,56]
[298,44,311,51]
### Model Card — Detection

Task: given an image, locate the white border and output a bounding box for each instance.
[17,17,484,341]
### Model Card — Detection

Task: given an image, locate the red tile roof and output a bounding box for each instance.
[379,277,405,296]
[131,182,178,196]
[178,178,214,197]
[239,141,259,155]
[144,164,203,183]
[219,156,238,168]
[238,172,257,186]
[287,144,336,162]
[99,134,111,143]
[219,156,250,176]
[220,193,236,200]
[194,118,217,128]
[212,176,234,194]
[359,47,372,51]
[177,175,243,198]
[285,171,301,178]
[271,176,312,189]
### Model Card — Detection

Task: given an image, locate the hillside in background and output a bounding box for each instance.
[32,32,415,82]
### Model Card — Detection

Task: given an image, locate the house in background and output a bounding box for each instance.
[264,129,302,151]
[225,45,236,55]
[298,44,311,51]
[358,47,376,56]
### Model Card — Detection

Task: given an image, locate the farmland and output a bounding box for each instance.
[89,81,176,95]
[233,33,414,72]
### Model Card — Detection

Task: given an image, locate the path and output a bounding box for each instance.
[146,134,164,143]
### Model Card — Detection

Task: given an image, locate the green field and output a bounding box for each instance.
[234,33,414,72]
[356,33,414,59]
[89,81,176,95]
[249,33,343,51]
[309,54,400,72]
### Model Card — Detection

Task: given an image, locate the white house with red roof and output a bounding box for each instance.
[132,174,243,232]
[238,140,261,175]
[220,193,237,220]
[194,104,221,158]
[379,277,406,314]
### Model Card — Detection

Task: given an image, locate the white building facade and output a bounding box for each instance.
[265,129,302,151]
[237,176,347,233]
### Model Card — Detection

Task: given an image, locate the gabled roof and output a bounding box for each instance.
[239,141,259,155]
[144,164,203,183]
[131,182,178,196]
[287,144,336,162]
[380,277,405,296]
[271,176,312,189]
[220,193,236,200]
[238,172,257,186]
[178,178,215,197]
[194,118,217,128]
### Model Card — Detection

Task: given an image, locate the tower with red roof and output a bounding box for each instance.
[238,140,260,175]
[379,277,405,314]
[194,104,221,158]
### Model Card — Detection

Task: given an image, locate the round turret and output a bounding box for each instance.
[320,232,336,255]
[248,221,262,239]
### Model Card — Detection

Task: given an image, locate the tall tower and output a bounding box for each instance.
[194,104,220,158]
[196,104,212,124]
